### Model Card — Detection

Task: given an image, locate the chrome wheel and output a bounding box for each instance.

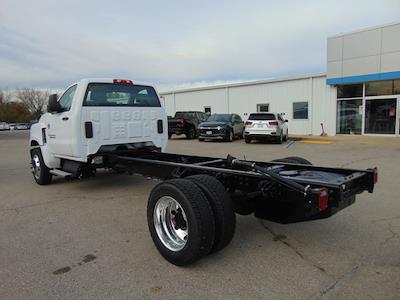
[32,154,41,180]
[153,196,188,252]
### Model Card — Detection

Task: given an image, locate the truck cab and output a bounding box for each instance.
[30,78,168,184]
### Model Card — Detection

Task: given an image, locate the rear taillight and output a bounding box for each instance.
[245,121,252,125]
[178,119,185,127]
[318,188,329,211]
[113,79,133,84]
[269,121,279,126]
[373,167,378,184]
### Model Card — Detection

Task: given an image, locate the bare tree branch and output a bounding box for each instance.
[16,88,50,120]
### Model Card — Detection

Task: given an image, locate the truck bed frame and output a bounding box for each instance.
[97,149,376,224]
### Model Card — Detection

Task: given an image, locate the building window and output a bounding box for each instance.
[394,79,400,95]
[365,80,394,96]
[204,106,211,114]
[293,102,308,119]
[337,84,363,98]
[257,103,269,112]
[336,99,362,134]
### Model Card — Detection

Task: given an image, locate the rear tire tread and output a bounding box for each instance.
[147,179,215,266]
[187,175,236,253]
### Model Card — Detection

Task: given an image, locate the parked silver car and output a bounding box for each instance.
[244,113,288,144]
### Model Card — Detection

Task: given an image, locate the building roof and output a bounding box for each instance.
[328,20,400,38]
[160,73,326,95]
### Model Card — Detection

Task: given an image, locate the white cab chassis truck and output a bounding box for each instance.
[30,78,378,266]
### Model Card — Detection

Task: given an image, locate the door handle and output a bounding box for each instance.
[62,117,69,121]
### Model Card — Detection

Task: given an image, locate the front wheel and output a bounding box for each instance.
[31,148,52,185]
[186,127,196,139]
[245,137,251,144]
[147,179,215,266]
[225,130,233,142]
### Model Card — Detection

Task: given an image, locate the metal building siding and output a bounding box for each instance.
[327,21,400,83]
[161,74,337,136]
[311,76,337,136]
[228,78,312,135]
[174,88,228,113]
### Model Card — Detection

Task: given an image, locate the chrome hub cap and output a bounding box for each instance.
[154,196,188,251]
[32,154,41,180]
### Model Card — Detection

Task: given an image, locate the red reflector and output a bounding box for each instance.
[245,121,252,125]
[270,132,276,135]
[318,188,329,211]
[373,167,378,184]
[113,79,133,84]
[269,121,278,126]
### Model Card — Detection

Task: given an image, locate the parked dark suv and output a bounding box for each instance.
[198,113,245,142]
[168,111,209,139]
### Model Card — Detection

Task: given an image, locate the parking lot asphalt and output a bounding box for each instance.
[0,131,399,300]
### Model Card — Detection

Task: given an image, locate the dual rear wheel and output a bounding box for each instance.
[147,175,236,266]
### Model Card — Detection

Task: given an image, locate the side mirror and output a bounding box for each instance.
[285,119,288,122]
[47,94,62,113]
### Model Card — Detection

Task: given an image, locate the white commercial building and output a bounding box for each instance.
[161,22,400,136]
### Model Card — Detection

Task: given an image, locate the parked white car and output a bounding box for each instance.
[0,122,10,130]
[15,123,29,130]
[244,113,288,144]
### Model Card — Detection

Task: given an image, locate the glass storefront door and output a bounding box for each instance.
[337,99,362,134]
[364,98,397,134]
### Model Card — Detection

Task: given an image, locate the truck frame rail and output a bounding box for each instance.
[101,150,376,224]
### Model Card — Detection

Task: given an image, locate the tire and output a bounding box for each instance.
[271,156,312,165]
[198,138,205,142]
[245,137,251,144]
[168,133,172,139]
[225,129,233,142]
[277,133,283,144]
[147,179,215,266]
[283,130,288,141]
[187,175,236,254]
[31,148,52,185]
[186,127,196,139]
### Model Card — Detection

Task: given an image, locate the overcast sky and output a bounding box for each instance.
[1,0,399,92]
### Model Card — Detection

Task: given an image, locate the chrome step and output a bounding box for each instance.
[50,169,72,178]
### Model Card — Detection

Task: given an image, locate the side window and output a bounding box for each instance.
[58,85,77,112]
[277,114,284,122]
[293,102,309,119]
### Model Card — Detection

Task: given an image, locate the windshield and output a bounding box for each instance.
[175,112,196,119]
[207,114,231,122]
[248,113,276,120]
[83,83,161,107]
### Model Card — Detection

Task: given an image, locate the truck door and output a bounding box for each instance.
[47,85,77,157]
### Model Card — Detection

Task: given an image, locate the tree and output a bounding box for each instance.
[0,101,31,123]
[16,88,50,120]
